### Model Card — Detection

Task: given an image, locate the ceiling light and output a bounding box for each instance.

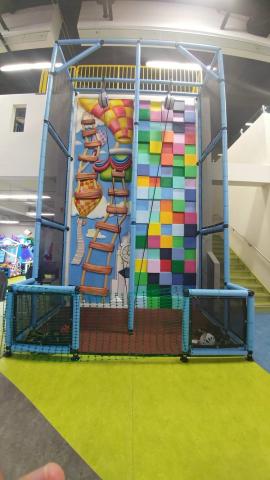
[146,60,202,71]
[245,122,253,126]
[27,212,55,217]
[0,220,19,224]
[0,62,62,72]
[0,194,50,200]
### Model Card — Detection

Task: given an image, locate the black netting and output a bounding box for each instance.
[48,53,73,147]
[201,66,221,152]
[201,140,223,228]
[38,226,64,285]
[202,232,224,289]
[42,133,68,225]
[190,295,247,349]
[13,292,72,347]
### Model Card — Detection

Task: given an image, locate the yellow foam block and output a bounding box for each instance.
[135,259,147,273]
[185,154,197,166]
[137,176,149,187]
[150,101,161,111]
[160,235,173,248]
[148,223,161,235]
[150,141,162,154]
[160,212,173,224]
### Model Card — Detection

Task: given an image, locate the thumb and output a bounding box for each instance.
[19,463,65,480]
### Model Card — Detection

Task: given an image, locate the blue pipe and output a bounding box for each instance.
[40,218,66,230]
[217,50,230,285]
[72,293,81,350]
[57,45,73,81]
[33,43,58,279]
[200,223,224,235]
[201,129,222,162]
[5,291,14,348]
[246,294,255,353]
[190,347,247,356]
[128,41,141,333]
[55,42,102,74]
[11,344,70,354]
[176,44,219,81]
[12,284,77,294]
[187,288,248,298]
[182,295,190,354]
[227,282,248,291]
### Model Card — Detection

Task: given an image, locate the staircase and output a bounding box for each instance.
[212,235,270,310]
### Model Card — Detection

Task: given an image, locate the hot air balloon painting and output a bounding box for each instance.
[71,97,133,300]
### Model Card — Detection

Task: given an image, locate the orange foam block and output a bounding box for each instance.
[161,153,174,166]
[160,200,172,212]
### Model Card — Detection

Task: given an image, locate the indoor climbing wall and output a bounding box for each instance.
[135,99,197,308]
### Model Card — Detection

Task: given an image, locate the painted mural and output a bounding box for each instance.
[69,96,197,308]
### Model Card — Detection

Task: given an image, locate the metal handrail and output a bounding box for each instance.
[230,226,270,264]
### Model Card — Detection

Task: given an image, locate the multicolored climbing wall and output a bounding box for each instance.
[135,99,197,308]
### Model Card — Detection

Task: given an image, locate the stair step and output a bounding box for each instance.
[82,128,97,137]
[74,189,102,200]
[108,188,129,197]
[83,263,112,274]
[95,221,121,233]
[112,169,125,178]
[81,118,95,126]
[80,285,109,296]
[76,172,98,180]
[84,140,101,148]
[89,241,115,252]
[78,154,98,163]
[107,205,128,215]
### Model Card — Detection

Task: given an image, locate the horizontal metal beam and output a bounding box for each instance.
[187,288,249,298]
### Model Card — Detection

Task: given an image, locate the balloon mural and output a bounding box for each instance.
[72,98,133,298]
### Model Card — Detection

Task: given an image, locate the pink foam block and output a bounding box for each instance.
[185,179,196,189]
[147,259,161,273]
[173,144,184,154]
[150,110,162,122]
[161,109,174,122]
[174,133,185,143]
[185,260,196,273]
[148,236,160,248]
[185,212,197,224]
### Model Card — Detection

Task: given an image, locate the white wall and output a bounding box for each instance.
[0,94,45,178]
[228,112,270,291]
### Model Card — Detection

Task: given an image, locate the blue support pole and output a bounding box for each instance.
[246,293,255,355]
[72,291,81,352]
[197,96,203,288]
[128,41,141,333]
[182,294,190,355]
[55,42,103,74]
[217,50,230,285]
[176,45,219,81]
[200,224,224,235]
[40,218,66,230]
[188,288,248,298]
[5,291,14,349]
[33,43,58,280]
[12,284,77,294]
[191,347,247,357]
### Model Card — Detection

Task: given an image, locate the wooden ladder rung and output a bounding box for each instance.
[78,154,98,163]
[84,140,101,148]
[107,205,128,215]
[83,263,112,274]
[112,170,125,178]
[95,221,121,233]
[74,189,102,200]
[81,118,95,125]
[89,241,115,252]
[76,172,97,180]
[108,188,129,197]
[82,129,97,137]
[80,285,109,296]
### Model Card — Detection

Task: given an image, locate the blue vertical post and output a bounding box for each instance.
[33,43,58,280]
[246,292,255,356]
[182,292,190,357]
[197,96,203,288]
[128,41,141,332]
[71,290,81,358]
[217,49,230,285]
[62,90,75,284]
[5,290,14,350]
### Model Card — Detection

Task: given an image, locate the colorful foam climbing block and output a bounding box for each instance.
[161,224,172,235]
[148,187,161,200]
[172,260,184,273]
[173,155,184,167]
[172,224,184,236]
[173,144,185,155]
[184,260,196,273]
[136,223,148,235]
[160,211,173,224]
[137,187,149,199]
[173,177,184,189]
[185,202,196,212]
[150,130,162,141]
[160,248,172,259]
[149,154,160,165]
[136,211,149,223]
[161,109,174,122]
[138,153,151,165]
[163,131,174,143]
[173,113,184,123]
[185,166,197,178]
[184,224,197,237]
[160,200,172,212]
[185,212,197,224]
[173,236,184,248]
[172,248,184,260]
[172,273,183,285]
[150,110,162,122]
[135,259,147,273]
[183,273,196,286]
[137,199,149,211]
[161,188,173,200]
[160,177,173,188]
[184,237,196,248]
[149,165,160,177]
[173,200,185,212]
[148,223,161,236]
[151,200,160,212]
[173,123,185,133]
[150,141,162,154]
[161,166,173,177]
[135,272,148,286]
[185,132,196,144]
[138,130,150,143]
[160,272,173,285]
[185,249,196,260]
[136,236,147,248]
[140,100,150,108]
[137,164,149,176]
[137,176,150,187]
[174,100,185,112]
[149,177,160,187]
[161,153,174,166]
[160,235,173,248]
[148,273,160,284]
[162,143,173,154]
[172,189,184,200]
[185,189,196,202]
[148,236,160,248]
[147,259,160,273]
[185,178,196,189]
[160,260,172,272]
[173,166,185,177]
[185,154,197,166]
[184,110,196,123]
[138,143,149,154]
[148,249,160,259]
[139,109,150,121]
[185,145,196,155]
[174,133,185,143]
[149,211,160,222]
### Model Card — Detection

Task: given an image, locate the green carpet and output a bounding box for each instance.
[1,357,270,480]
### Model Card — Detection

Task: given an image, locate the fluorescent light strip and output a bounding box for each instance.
[0,220,19,224]
[0,62,62,72]
[27,212,55,217]
[146,60,202,71]
[0,194,50,200]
